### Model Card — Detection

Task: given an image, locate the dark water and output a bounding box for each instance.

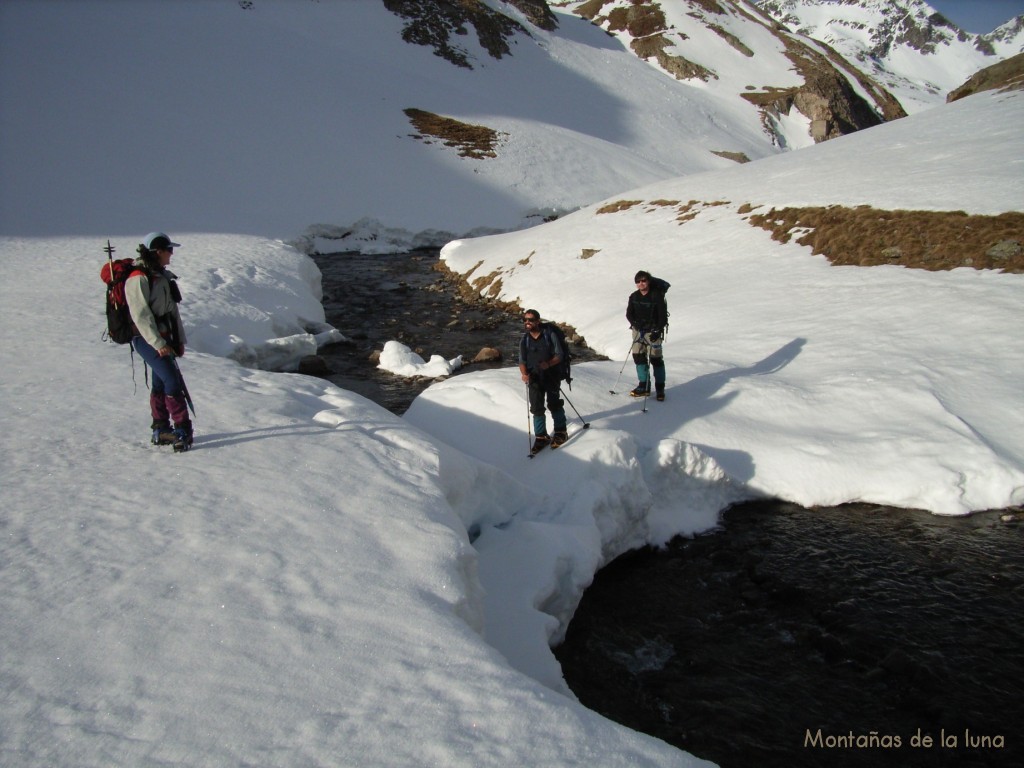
[310,248,603,413]
[310,250,1023,768]
[555,500,1024,768]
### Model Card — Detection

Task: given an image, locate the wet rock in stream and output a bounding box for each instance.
[310,248,603,414]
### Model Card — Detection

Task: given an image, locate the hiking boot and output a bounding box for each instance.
[530,434,551,455]
[551,430,569,448]
[151,420,175,445]
[172,422,194,452]
[656,386,665,402]
[630,383,650,398]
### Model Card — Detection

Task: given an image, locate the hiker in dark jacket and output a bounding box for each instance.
[125,232,193,450]
[519,309,568,452]
[626,270,668,401]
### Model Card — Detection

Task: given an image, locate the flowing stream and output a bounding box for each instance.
[311,249,1023,768]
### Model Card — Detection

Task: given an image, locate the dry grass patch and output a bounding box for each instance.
[404,108,505,159]
[749,205,1024,272]
[713,150,750,164]
[597,200,643,214]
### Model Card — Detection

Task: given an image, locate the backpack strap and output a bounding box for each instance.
[540,324,561,359]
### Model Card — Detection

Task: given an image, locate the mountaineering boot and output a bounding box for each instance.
[530,434,551,456]
[172,420,194,452]
[151,419,175,445]
[656,385,665,402]
[630,382,650,398]
[551,430,569,448]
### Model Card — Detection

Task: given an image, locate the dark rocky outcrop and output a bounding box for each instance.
[382,0,556,68]
[948,51,1024,101]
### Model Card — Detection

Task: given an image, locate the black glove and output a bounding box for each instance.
[650,330,662,342]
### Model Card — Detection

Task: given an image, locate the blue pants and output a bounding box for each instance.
[132,337,189,425]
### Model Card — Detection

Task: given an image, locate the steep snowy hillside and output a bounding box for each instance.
[1,0,906,245]
[755,0,1024,111]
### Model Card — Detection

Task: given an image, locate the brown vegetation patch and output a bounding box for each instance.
[597,200,643,214]
[676,199,731,223]
[580,248,600,260]
[748,205,1024,272]
[404,108,505,159]
[713,150,751,164]
[470,267,505,299]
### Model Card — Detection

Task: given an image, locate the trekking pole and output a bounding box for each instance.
[608,335,636,395]
[640,338,651,414]
[560,388,591,429]
[171,356,196,417]
[525,381,533,455]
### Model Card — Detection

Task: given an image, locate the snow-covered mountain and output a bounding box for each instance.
[754,0,1024,111]
[0,0,941,246]
[1,2,1022,766]
[0,1,1017,244]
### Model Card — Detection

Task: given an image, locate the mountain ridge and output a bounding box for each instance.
[1,0,1019,243]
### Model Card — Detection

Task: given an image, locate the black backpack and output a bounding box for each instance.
[541,322,573,388]
[645,276,671,331]
[100,241,148,344]
[648,275,671,294]
[519,321,574,387]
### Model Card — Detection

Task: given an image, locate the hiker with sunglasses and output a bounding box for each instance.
[519,310,568,454]
[125,232,193,451]
[626,270,668,401]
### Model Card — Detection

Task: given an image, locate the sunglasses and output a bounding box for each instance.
[636,278,648,284]
[523,317,539,323]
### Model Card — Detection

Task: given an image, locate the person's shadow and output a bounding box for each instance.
[676,337,807,424]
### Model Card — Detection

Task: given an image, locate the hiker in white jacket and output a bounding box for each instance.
[125,232,192,450]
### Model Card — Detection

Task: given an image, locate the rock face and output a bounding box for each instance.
[379,0,1010,149]
[562,0,904,144]
[753,0,1024,108]
[382,0,531,68]
[948,51,1024,101]
[506,0,559,30]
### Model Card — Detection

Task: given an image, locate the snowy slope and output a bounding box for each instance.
[1,2,1022,766]
[1,0,920,245]
[436,90,1024,514]
[0,0,768,241]
[1,234,714,767]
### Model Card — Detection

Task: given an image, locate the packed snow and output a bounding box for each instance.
[3,88,1021,767]
[2,1,1023,766]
